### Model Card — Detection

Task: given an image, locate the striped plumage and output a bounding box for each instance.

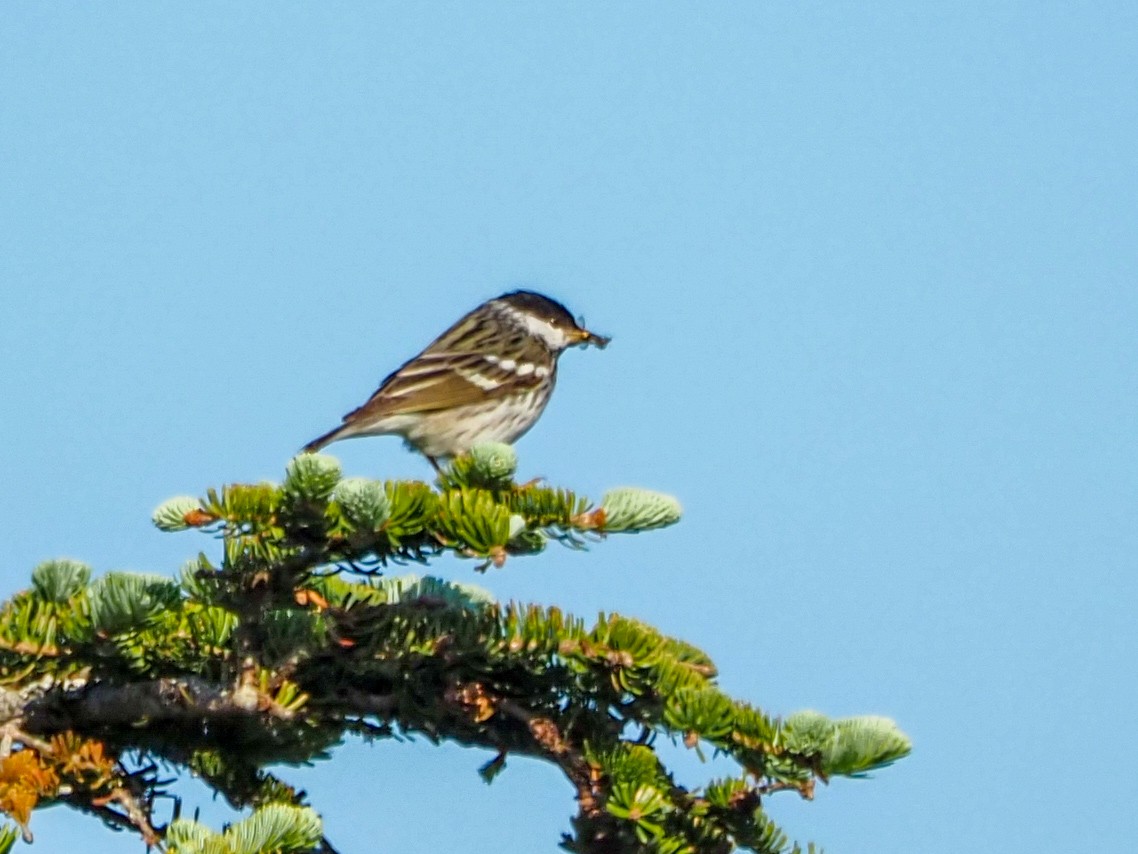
[302,291,608,469]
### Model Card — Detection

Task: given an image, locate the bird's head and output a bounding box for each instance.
[495,290,611,352]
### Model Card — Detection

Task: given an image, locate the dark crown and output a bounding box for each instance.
[496,290,580,330]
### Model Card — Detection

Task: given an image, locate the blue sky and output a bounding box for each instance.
[2,3,1136,851]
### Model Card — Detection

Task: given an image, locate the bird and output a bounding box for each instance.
[302,290,610,470]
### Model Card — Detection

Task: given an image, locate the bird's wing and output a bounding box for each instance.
[345,351,548,420]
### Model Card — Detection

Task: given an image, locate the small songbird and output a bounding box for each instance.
[302,290,609,470]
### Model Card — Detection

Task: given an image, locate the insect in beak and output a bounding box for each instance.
[577,329,611,349]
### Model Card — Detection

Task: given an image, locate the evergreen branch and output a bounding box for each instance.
[0,450,910,851]
[20,676,293,733]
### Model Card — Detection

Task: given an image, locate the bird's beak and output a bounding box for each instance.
[575,328,611,349]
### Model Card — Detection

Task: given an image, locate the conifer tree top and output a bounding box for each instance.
[0,446,909,853]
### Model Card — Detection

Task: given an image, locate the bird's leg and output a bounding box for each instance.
[427,455,443,475]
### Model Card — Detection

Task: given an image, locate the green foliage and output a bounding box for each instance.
[332,477,390,531]
[154,451,680,582]
[0,824,18,854]
[259,608,325,666]
[152,496,206,532]
[86,572,182,636]
[380,480,438,547]
[435,488,513,558]
[282,454,342,503]
[165,820,223,854]
[604,782,673,842]
[785,711,912,777]
[506,485,589,530]
[31,559,90,603]
[299,572,493,617]
[469,441,518,482]
[441,441,518,489]
[601,488,683,533]
[167,804,322,854]
[0,586,82,660]
[0,449,908,852]
[179,556,223,601]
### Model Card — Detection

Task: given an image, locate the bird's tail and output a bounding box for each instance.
[301,424,350,454]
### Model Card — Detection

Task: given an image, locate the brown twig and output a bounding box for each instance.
[88,786,161,846]
[495,697,603,817]
[0,721,54,755]
[757,777,816,799]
